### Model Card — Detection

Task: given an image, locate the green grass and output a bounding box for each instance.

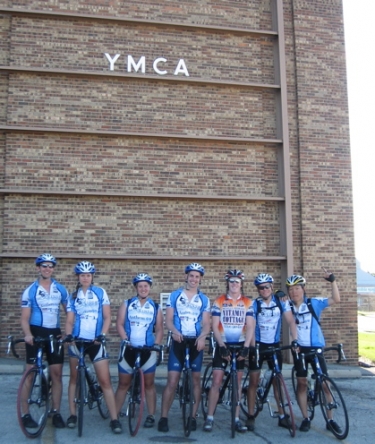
[358,332,375,363]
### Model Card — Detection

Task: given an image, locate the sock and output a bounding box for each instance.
[207,415,214,421]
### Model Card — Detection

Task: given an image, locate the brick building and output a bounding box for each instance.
[0,0,357,363]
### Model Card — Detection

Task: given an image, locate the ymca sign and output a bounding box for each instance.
[104,53,190,77]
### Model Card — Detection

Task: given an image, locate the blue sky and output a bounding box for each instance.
[343,0,375,273]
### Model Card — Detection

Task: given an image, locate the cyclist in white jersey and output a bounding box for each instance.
[20,253,68,429]
[286,270,341,433]
[158,263,211,433]
[115,273,163,428]
[65,261,122,434]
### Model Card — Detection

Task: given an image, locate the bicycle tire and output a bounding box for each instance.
[318,375,349,440]
[230,371,238,438]
[275,373,296,437]
[239,364,261,419]
[96,385,110,419]
[128,368,145,436]
[291,366,315,420]
[17,367,49,438]
[201,363,213,420]
[182,369,194,437]
[77,366,86,437]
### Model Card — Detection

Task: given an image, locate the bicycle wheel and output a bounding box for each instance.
[274,373,296,437]
[318,375,349,440]
[201,363,213,420]
[76,366,86,437]
[230,371,238,438]
[96,385,110,419]
[17,367,49,438]
[128,368,145,436]
[182,369,194,437]
[240,364,261,419]
[291,366,315,420]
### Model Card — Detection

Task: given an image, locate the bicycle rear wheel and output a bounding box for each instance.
[182,369,194,437]
[240,364,261,419]
[96,385,110,419]
[76,366,86,437]
[318,375,349,440]
[230,371,238,438]
[291,366,315,420]
[128,368,145,436]
[17,367,49,438]
[201,363,213,420]
[274,373,296,437]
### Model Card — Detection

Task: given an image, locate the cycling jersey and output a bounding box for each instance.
[211,294,254,343]
[166,287,210,336]
[66,285,110,340]
[123,296,160,347]
[253,295,290,344]
[21,279,68,328]
[288,297,329,347]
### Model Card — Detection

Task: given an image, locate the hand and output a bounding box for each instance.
[65,334,73,343]
[195,336,206,352]
[291,340,299,350]
[219,346,230,359]
[322,267,335,282]
[154,344,162,352]
[24,334,33,345]
[239,346,249,359]
[96,334,106,343]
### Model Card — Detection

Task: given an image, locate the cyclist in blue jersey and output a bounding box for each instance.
[20,253,68,429]
[65,261,122,434]
[286,270,341,433]
[115,272,163,428]
[246,273,298,432]
[158,263,211,433]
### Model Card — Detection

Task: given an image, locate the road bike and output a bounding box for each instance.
[69,337,110,437]
[200,336,249,438]
[290,344,349,440]
[8,335,55,439]
[240,344,296,437]
[118,340,162,436]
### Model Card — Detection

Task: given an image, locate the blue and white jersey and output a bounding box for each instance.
[289,297,329,347]
[124,297,160,347]
[21,279,68,329]
[253,295,290,344]
[166,287,210,337]
[67,286,110,340]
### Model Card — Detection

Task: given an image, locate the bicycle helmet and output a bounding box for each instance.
[254,273,274,286]
[286,275,306,287]
[185,262,205,276]
[74,261,96,274]
[225,269,245,281]
[35,253,57,266]
[133,273,153,286]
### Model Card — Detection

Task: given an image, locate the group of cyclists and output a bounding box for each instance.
[19,253,341,435]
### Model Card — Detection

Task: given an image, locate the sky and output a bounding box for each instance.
[342,0,375,273]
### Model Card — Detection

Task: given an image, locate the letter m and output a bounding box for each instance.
[128,55,146,73]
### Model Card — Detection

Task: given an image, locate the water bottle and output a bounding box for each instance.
[262,369,272,389]
[42,363,49,381]
[86,366,97,385]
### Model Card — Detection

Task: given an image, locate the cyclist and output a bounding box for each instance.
[286,270,341,433]
[20,253,69,429]
[64,261,122,434]
[115,272,163,428]
[246,273,298,432]
[158,263,211,433]
[203,269,255,433]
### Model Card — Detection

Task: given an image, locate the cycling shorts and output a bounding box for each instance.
[167,339,203,373]
[212,342,246,371]
[292,347,328,377]
[68,341,109,363]
[26,326,64,366]
[118,347,157,375]
[248,342,282,372]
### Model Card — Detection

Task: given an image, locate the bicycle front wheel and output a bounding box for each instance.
[128,368,145,436]
[17,367,49,438]
[182,369,194,437]
[275,373,296,437]
[230,371,238,438]
[76,366,86,437]
[318,375,349,440]
[239,364,261,419]
[291,366,315,420]
[97,385,110,419]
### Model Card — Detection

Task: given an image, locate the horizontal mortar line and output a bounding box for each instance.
[0,126,283,144]
[0,66,280,89]
[0,7,278,37]
[0,253,286,261]
[0,188,285,202]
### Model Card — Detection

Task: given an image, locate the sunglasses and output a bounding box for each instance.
[258,285,271,290]
[40,264,54,269]
[229,279,241,284]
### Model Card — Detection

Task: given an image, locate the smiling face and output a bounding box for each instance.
[287,284,305,306]
[257,283,273,301]
[228,277,242,297]
[37,262,55,279]
[136,281,151,299]
[186,270,202,290]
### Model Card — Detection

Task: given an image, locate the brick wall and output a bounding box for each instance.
[0,0,357,363]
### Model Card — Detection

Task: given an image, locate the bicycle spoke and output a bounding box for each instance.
[128,368,145,436]
[201,363,213,420]
[291,366,315,420]
[275,373,296,437]
[318,376,349,440]
[17,367,49,439]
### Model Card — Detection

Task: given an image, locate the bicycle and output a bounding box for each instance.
[118,340,163,437]
[240,344,296,437]
[200,336,249,438]
[290,344,349,440]
[8,335,55,439]
[68,336,110,437]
